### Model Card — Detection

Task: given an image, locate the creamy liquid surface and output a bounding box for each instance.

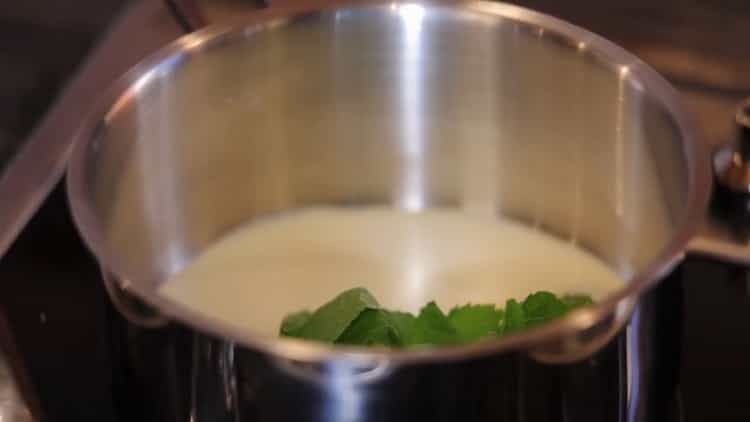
[160,207,623,336]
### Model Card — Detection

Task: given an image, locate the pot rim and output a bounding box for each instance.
[66,0,712,365]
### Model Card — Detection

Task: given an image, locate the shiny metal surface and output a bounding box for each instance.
[102,269,170,328]
[68,1,710,364]
[66,1,714,420]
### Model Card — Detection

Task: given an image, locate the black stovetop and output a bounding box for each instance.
[1,1,749,421]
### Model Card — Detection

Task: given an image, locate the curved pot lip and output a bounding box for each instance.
[66,0,712,365]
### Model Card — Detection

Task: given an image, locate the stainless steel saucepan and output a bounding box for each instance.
[65,2,750,421]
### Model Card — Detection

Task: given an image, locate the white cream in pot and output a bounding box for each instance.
[159,207,622,336]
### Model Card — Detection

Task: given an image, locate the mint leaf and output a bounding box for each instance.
[337,309,400,346]
[296,287,379,342]
[447,304,504,342]
[413,302,460,345]
[384,311,419,346]
[522,291,568,326]
[279,289,595,346]
[562,294,594,310]
[280,310,312,336]
[502,299,526,334]
[337,310,420,347]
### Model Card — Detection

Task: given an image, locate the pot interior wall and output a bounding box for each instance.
[80,4,688,309]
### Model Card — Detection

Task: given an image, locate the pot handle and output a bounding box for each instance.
[687,97,750,264]
[101,269,170,328]
[270,355,394,386]
[529,294,637,364]
[688,220,750,265]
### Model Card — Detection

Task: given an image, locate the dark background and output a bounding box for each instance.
[0,1,749,421]
[0,0,126,167]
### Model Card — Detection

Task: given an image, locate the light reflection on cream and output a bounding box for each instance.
[397,4,427,212]
[403,216,429,311]
[388,3,429,297]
